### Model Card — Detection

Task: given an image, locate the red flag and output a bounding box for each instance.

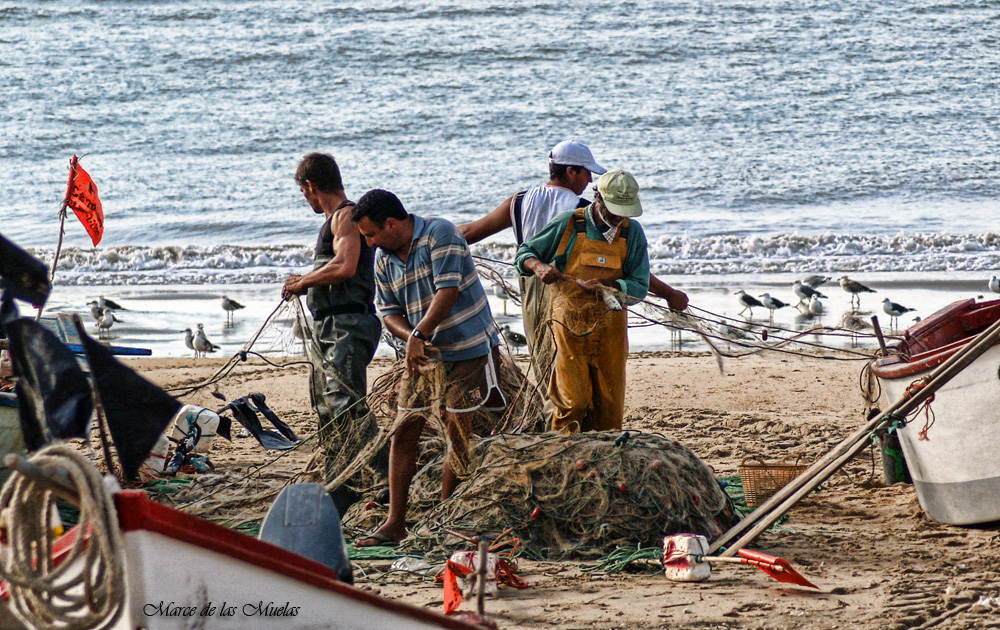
[64,156,104,246]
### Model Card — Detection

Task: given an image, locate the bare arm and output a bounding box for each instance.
[521,257,567,285]
[649,274,689,311]
[386,286,460,373]
[458,196,514,245]
[282,208,361,299]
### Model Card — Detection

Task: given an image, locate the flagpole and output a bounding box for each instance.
[36,157,78,321]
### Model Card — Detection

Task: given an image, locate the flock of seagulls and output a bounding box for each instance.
[87,296,124,338]
[82,294,241,355]
[734,275,922,332]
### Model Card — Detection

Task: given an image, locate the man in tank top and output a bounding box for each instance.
[281,153,383,516]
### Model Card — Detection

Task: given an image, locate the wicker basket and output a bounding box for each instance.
[738,458,807,508]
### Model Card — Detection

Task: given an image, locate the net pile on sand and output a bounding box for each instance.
[345,430,738,559]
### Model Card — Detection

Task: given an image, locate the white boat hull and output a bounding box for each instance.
[876,343,1000,525]
[3,492,481,630]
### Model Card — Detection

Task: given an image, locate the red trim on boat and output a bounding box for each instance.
[872,298,1000,380]
[113,491,482,630]
[0,524,90,600]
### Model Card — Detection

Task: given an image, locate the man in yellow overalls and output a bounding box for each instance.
[515,169,665,432]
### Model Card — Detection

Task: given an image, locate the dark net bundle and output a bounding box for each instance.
[398,431,739,559]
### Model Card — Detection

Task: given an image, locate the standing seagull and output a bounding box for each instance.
[792,280,827,307]
[838,276,876,311]
[882,298,915,330]
[989,275,1000,295]
[493,284,510,316]
[182,328,197,357]
[97,296,125,311]
[194,323,220,357]
[802,275,832,289]
[735,290,763,317]
[87,300,103,322]
[501,324,527,353]
[96,308,119,338]
[221,295,246,324]
[759,293,789,323]
[808,295,824,316]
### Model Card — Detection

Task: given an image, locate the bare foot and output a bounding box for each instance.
[353,529,405,548]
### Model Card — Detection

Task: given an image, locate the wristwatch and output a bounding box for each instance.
[410,328,427,341]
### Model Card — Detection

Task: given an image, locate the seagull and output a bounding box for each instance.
[88,300,103,322]
[792,280,827,307]
[989,276,1000,295]
[96,308,119,338]
[493,284,511,316]
[735,290,763,317]
[838,276,876,310]
[802,275,832,288]
[221,295,246,324]
[194,323,220,357]
[759,293,789,323]
[501,324,527,353]
[882,298,915,330]
[182,328,197,357]
[808,295,824,316]
[97,296,125,311]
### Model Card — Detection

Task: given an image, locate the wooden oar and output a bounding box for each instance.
[709,315,1000,556]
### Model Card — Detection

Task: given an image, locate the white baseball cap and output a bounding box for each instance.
[548,140,607,175]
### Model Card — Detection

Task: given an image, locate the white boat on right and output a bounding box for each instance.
[871,297,1000,525]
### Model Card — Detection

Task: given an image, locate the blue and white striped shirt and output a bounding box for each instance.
[374,216,498,362]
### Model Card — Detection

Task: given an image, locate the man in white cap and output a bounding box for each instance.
[515,169,651,432]
[459,141,687,390]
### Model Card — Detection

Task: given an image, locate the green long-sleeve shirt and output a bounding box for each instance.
[514,208,650,300]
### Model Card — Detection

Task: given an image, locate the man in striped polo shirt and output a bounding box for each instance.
[350,189,500,548]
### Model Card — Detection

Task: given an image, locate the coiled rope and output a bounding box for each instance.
[0,445,125,630]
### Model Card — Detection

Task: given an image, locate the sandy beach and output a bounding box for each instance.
[6,348,997,630]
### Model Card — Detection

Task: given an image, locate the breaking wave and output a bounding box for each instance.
[30,232,1000,286]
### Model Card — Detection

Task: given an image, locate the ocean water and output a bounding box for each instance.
[3,1,1000,356]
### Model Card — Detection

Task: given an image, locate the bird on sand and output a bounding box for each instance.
[501,325,527,353]
[221,295,246,324]
[95,308,119,338]
[808,295,824,316]
[989,275,1000,295]
[735,290,763,317]
[801,275,832,288]
[759,293,789,323]
[194,323,220,357]
[838,276,876,310]
[87,300,103,322]
[792,280,827,307]
[182,328,197,357]
[882,298,915,330]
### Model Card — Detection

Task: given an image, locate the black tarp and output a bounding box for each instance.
[79,331,181,480]
[2,300,92,450]
[0,232,50,308]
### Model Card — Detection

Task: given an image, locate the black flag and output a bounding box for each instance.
[2,304,92,450]
[79,330,180,480]
[0,232,50,308]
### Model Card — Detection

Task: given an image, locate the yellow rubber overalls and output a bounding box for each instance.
[548,208,629,433]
